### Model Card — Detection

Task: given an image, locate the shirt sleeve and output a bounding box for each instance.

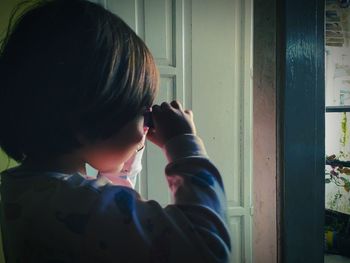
[82,134,231,263]
[163,134,231,261]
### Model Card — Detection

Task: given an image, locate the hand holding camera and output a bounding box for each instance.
[146,100,196,148]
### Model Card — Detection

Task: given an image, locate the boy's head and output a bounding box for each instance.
[0,0,159,163]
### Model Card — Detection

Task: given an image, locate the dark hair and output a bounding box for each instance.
[0,0,159,162]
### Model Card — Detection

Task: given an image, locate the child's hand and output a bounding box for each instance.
[146,101,196,148]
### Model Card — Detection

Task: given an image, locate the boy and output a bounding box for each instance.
[0,0,231,262]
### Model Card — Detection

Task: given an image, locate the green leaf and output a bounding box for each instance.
[340,177,349,183]
[325,178,331,184]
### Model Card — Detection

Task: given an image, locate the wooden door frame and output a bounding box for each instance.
[254,0,325,262]
[277,0,325,262]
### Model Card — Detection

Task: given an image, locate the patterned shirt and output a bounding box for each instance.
[0,134,231,262]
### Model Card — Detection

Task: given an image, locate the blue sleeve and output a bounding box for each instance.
[83,134,231,263]
[163,134,231,261]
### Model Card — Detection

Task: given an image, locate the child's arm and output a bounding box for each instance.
[162,133,231,261]
[147,101,231,260]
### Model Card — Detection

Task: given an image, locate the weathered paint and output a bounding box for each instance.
[253,0,278,262]
[277,0,325,262]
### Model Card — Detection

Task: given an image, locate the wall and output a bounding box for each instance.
[191,1,253,261]
[253,0,277,262]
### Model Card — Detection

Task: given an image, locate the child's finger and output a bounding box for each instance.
[170,100,182,110]
[146,128,163,148]
[150,105,161,127]
[184,109,193,117]
[160,102,171,110]
[152,104,161,114]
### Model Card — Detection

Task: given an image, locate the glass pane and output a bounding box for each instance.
[325,1,350,107]
[325,112,350,215]
[324,1,350,260]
